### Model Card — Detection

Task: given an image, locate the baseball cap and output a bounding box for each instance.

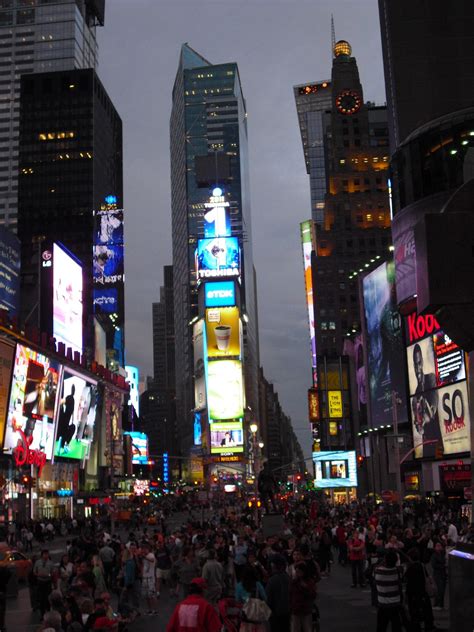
[190,577,207,589]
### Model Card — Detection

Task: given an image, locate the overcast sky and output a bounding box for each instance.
[98,0,386,457]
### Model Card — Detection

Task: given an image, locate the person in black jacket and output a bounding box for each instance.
[266,555,290,632]
[405,548,435,632]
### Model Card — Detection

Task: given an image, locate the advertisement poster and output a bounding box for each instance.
[196,237,240,280]
[300,221,317,377]
[210,421,244,454]
[105,387,122,442]
[0,227,20,316]
[94,209,124,245]
[432,332,465,387]
[204,206,231,238]
[0,340,14,444]
[53,243,83,355]
[124,431,149,465]
[313,450,358,489]
[93,244,124,285]
[362,261,407,427]
[93,288,118,315]
[204,281,235,308]
[437,381,470,455]
[328,391,343,418]
[54,370,99,461]
[207,360,244,421]
[193,320,206,411]
[3,345,61,459]
[205,307,240,358]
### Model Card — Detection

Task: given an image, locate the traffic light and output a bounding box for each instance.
[357,455,365,468]
[21,474,31,486]
[296,474,302,482]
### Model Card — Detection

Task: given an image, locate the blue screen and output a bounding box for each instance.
[196,237,240,279]
[312,450,358,489]
[204,281,236,307]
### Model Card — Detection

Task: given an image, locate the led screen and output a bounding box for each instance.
[124,431,149,465]
[204,206,231,238]
[54,369,99,461]
[313,450,358,489]
[94,209,124,245]
[194,412,202,446]
[210,421,244,454]
[193,320,206,411]
[207,360,244,421]
[205,307,241,358]
[125,365,140,416]
[204,281,236,308]
[93,244,124,285]
[53,243,83,355]
[0,227,20,316]
[3,345,61,460]
[405,311,469,458]
[196,237,240,280]
[93,288,118,314]
[300,221,317,380]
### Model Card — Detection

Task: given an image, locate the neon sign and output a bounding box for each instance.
[13,429,47,476]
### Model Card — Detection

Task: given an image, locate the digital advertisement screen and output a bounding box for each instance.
[204,281,236,308]
[210,421,244,454]
[204,206,231,238]
[3,345,61,460]
[125,365,140,416]
[93,244,124,285]
[193,320,207,411]
[0,227,20,316]
[313,450,358,489]
[205,307,241,358]
[207,360,244,421]
[362,261,407,427]
[194,412,202,446]
[124,431,149,465]
[53,243,83,355]
[54,370,99,461]
[406,310,469,458]
[196,237,240,280]
[328,391,343,418]
[300,221,317,378]
[93,288,119,314]
[94,209,124,245]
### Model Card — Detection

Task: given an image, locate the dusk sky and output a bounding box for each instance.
[98,0,386,456]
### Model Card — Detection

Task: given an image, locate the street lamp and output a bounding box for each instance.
[249,423,260,525]
[250,423,258,434]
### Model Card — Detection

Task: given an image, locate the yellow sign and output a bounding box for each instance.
[329,421,338,436]
[328,390,343,418]
[205,307,241,358]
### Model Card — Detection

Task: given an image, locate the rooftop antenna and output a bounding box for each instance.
[331,14,336,58]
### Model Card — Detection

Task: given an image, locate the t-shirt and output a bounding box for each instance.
[34,558,54,582]
[142,552,156,579]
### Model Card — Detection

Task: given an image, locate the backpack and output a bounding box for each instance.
[242,587,272,623]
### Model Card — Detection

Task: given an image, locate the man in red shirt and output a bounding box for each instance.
[335,521,348,566]
[166,577,221,632]
[348,528,366,588]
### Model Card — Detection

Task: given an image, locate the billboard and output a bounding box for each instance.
[204,281,236,308]
[93,244,124,285]
[3,345,61,461]
[105,387,122,442]
[53,243,83,355]
[124,431,149,465]
[300,221,317,384]
[196,237,240,280]
[205,307,241,358]
[328,391,343,418]
[0,227,20,316]
[193,320,206,411]
[210,421,244,454]
[308,388,320,422]
[313,450,358,489]
[93,288,119,315]
[194,412,202,446]
[207,360,244,421]
[406,311,469,458]
[54,369,99,461]
[362,261,407,427]
[125,365,140,416]
[0,341,14,444]
[94,208,124,245]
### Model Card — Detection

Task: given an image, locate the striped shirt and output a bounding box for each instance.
[374,565,402,606]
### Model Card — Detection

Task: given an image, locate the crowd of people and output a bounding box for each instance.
[0,492,471,632]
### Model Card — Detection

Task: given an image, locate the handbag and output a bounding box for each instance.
[423,565,436,598]
[242,588,272,623]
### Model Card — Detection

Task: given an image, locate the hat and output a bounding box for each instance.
[190,577,207,590]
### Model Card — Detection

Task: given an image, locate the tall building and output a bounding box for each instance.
[18,67,123,360]
[153,265,175,390]
[378,0,474,151]
[295,40,391,359]
[0,0,105,230]
[170,44,259,466]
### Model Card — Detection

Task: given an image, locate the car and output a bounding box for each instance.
[0,550,32,580]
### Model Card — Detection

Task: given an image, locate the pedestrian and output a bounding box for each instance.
[430,542,447,609]
[34,549,55,617]
[289,562,317,632]
[176,547,200,598]
[202,548,224,604]
[348,528,366,588]
[140,542,159,615]
[91,555,107,598]
[374,550,403,632]
[166,577,221,632]
[405,548,435,632]
[266,554,290,632]
[98,541,116,589]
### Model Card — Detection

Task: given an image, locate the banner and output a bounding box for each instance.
[205,307,240,358]
[193,320,206,411]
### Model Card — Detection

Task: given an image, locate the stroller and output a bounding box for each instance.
[218,597,243,632]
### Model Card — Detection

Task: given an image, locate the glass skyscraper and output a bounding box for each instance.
[0,0,104,229]
[170,44,259,459]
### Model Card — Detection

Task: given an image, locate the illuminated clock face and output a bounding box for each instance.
[335,90,362,115]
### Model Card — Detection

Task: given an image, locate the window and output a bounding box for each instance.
[329,322,336,330]
[366,213,373,222]
[354,139,361,147]
[321,322,328,330]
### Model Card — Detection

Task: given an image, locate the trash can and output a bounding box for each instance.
[448,542,474,631]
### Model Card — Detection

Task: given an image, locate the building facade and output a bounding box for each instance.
[18,67,123,361]
[0,0,104,230]
[170,44,259,466]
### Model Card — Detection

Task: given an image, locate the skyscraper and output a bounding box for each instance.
[295,40,392,359]
[170,44,259,467]
[18,67,123,360]
[0,0,104,230]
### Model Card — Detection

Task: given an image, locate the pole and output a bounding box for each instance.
[391,390,403,522]
[253,433,259,526]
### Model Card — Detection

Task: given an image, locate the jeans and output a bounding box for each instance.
[376,606,402,632]
[351,559,364,586]
[291,613,313,632]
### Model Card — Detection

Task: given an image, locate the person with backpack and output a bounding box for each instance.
[236,566,269,631]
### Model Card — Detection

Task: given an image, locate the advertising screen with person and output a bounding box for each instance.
[3,345,61,460]
[124,431,149,465]
[313,451,358,488]
[53,370,99,461]
[210,422,244,454]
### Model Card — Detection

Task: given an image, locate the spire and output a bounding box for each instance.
[331,14,336,58]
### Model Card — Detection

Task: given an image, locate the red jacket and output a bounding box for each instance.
[166,594,221,632]
[348,537,365,561]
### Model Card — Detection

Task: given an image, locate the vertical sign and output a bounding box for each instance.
[301,221,318,385]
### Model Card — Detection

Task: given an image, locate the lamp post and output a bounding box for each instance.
[249,423,260,525]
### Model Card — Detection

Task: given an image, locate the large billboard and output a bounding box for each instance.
[124,431,149,465]
[362,261,407,427]
[205,307,241,358]
[54,369,99,461]
[207,360,244,421]
[0,227,20,316]
[300,221,317,385]
[125,365,140,416]
[53,243,83,355]
[210,421,244,454]
[193,320,206,411]
[313,450,358,489]
[0,340,14,444]
[93,244,124,286]
[3,345,61,461]
[204,281,236,308]
[406,311,470,458]
[196,237,240,280]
